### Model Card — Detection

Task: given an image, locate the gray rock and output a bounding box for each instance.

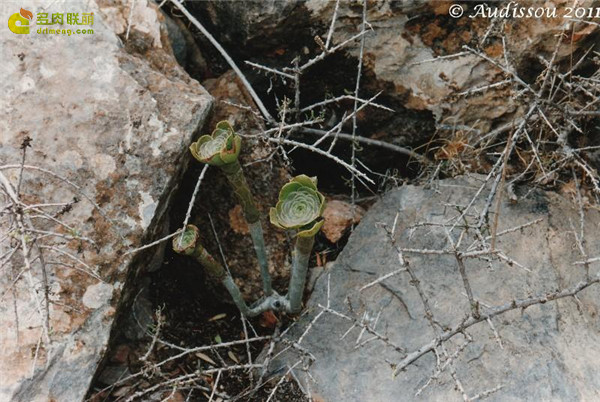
[0,0,212,400]
[82,283,114,310]
[269,175,600,401]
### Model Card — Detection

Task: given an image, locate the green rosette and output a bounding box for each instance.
[189,120,241,166]
[172,225,200,256]
[269,175,326,237]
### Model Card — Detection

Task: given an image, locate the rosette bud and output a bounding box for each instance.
[172,225,200,256]
[189,120,241,166]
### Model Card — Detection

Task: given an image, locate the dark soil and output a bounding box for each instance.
[143,251,306,401]
[88,245,308,401]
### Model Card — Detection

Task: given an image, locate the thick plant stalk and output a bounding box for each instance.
[220,160,272,296]
[189,121,272,296]
[172,225,251,314]
[248,222,271,294]
[173,225,283,317]
[288,235,315,314]
[220,160,260,223]
[270,175,326,314]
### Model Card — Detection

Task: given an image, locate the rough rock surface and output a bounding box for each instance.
[269,175,600,401]
[303,0,587,128]
[0,1,212,400]
[188,0,305,53]
[321,199,365,243]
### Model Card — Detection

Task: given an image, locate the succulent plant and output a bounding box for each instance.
[269,175,325,237]
[182,124,326,316]
[189,121,272,295]
[173,225,288,317]
[270,175,325,313]
[172,225,225,282]
[189,121,241,167]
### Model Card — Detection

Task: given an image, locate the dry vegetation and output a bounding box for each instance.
[2,1,594,401]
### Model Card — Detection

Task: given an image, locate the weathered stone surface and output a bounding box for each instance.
[0,0,212,400]
[305,0,597,134]
[269,175,600,401]
[189,0,305,52]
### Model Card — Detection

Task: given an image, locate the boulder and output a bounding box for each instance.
[268,175,600,401]
[0,1,212,400]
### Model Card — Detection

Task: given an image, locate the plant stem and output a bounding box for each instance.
[173,226,284,317]
[185,241,251,315]
[220,160,273,295]
[288,235,315,313]
[220,160,260,222]
[248,221,272,295]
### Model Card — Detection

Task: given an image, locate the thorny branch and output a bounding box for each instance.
[257,14,600,401]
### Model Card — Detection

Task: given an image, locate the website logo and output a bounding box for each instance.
[7,8,94,36]
[8,8,33,34]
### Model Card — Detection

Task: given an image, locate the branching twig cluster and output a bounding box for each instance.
[431,28,600,206]
[103,3,600,401]
[259,16,600,402]
[0,138,107,376]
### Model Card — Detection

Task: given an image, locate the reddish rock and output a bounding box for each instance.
[322,200,365,243]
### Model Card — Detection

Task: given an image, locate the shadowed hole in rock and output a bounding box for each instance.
[163,1,436,194]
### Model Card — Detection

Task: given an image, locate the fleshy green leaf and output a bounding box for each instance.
[215,120,233,132]
[189,122,240,166]
[291,174,317,191]
[297,219,324,238]
[270,175,326,236]
[220,134,242,164]
[278,182,302,201]
[269,207,285,229]
[317,191,326,216]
